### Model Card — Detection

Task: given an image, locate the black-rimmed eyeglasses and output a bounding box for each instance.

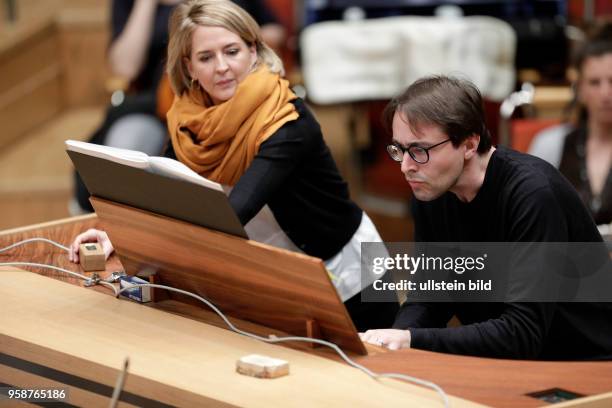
[386,138,451,164]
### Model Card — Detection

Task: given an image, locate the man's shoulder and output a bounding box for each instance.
[492,147,567,196]
[491,147,598,238]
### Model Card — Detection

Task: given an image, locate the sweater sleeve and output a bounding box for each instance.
[409,302,557,359]
[229,121,310,225]
[404,185,570,359]
[393,302,455,330]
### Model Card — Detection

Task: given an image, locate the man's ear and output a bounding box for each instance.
[464,134,480,159]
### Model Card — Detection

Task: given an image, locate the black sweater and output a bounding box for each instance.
[394,146,612,360]
[166,98,362,260]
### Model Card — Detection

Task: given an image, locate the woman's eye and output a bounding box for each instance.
[227,48,239,56]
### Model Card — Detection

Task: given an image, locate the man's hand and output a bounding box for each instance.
[359,329,411,350]
[68,229,114,263]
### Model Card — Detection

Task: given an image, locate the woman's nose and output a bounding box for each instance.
[215,54,229,72]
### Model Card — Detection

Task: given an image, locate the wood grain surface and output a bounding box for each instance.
[357,346,612,408]
[0,270,484,408]
[90,197,366,355]
[0,213,122,291]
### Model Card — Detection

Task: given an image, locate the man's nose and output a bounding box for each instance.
[400,152,418,175]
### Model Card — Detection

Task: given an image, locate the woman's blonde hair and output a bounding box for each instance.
[167,0,284,96]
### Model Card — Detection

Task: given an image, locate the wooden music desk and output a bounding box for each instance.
[1,215,612,407]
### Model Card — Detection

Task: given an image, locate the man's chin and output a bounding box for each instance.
[412,189,444,202]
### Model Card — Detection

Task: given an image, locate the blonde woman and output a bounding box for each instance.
[71,0,398,331]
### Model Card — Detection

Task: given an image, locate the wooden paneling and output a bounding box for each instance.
[57,8,110,107]
[0,108,104,230]
[0,190,71,231]
[0,108,103,189]
[0,1,109,150]
[532,86,573,119]
[0,18,63,150]
[309,103,367,198]
[0,212,96,237]
[0,69,63,150]
[0,22,58,93]
[0,1,57,34]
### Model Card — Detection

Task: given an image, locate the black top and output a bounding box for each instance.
[559,127,612,225]
[394,146,612,360]
[166,98,362,260]
[111,0,278,93]
[111,0,174,93]
[233,0,279,27]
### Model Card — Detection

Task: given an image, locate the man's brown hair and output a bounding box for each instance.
[383,75,492,153]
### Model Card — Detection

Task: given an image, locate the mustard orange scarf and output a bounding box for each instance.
[166,68,299,186]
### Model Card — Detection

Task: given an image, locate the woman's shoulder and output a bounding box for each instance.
[270,98,321,140]
[291,97,317,124]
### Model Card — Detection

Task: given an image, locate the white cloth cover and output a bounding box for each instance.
[301,16,516,103]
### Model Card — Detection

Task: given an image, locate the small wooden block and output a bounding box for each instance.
[305,319,322,348]
[236,354,289,379]
[79,243,106,271]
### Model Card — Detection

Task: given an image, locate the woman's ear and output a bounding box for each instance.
[184,56,194,80]
[249,44,258,67]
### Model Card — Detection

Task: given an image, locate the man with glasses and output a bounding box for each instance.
[360,75,612,360]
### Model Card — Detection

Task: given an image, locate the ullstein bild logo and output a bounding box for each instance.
[371,253,487,275]
[373,278,492,292]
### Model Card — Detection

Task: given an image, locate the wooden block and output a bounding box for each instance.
[79,243,105,271]
[236,354,289,379]
[305,319,322,349]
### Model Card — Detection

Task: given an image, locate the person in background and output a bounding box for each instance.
[529,22,612,231]
[70,0,398,331]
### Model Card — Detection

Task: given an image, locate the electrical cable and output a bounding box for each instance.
[0,238,117,293]
[0,238,69,254]
[0,262,118,294]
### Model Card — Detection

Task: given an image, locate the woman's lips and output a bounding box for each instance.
[216,79,234,87]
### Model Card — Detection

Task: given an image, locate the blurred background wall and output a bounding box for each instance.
[0,0,610,240]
